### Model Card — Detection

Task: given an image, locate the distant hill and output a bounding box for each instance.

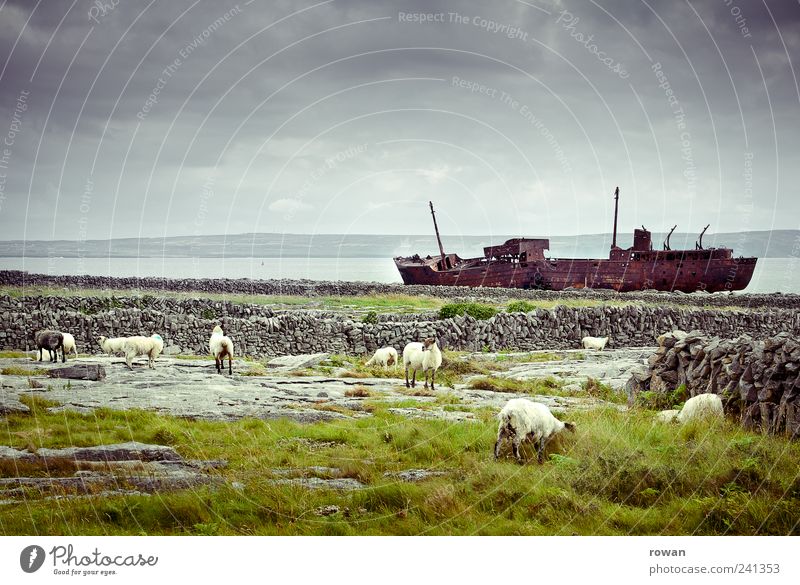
[0,230,796,259]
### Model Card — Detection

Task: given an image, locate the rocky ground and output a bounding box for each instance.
[0,348,649,423]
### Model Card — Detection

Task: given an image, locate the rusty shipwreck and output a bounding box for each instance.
[393,188,757,292]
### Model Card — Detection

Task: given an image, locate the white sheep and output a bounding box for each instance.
[209,325,234,375]
[581,336,609,350]
[403,341,424,388]
[676,393,723,424]
[121,334,163,370]
[403,338,443,389]
[655,409,680,423]
[365,346,398,369]
[494,398,576,464]
[98,336,127,356]
[61,332,79,359]
[421,338,442,390]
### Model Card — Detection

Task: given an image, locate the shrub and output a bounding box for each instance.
[636,384,689,410]
[361,311,378,324]
[200,308,216,320]
[439,302,497,320]
[506,300,536,313]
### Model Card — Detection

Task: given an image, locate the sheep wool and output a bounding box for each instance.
[581,336,609,350]
[61,332,79,358]
[421,338,443,390]
[676,393,723,424]
[35,330,65,363]
[495,398,576,464]
[365,347,398,369]
[402,341,424,388]
[98,336,127,356]
[209,325,234,375]
[121,334,163,370]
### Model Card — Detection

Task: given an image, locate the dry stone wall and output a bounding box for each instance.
[626,331,800,438]
[2,294,798,358]
[3,270,800,310]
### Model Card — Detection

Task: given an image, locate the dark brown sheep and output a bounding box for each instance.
[35,330,65,363]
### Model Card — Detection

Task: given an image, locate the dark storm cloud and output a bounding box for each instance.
[0,0,798,242]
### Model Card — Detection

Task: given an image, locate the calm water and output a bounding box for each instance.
[1,256,798,294]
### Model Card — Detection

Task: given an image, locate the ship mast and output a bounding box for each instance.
[429,201,447,260]
[611,186,620,249]
[663,225,677,250]
[696,224,710,250]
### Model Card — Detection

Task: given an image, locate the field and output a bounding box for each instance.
[1,386,798,535]
[0,287,797,535]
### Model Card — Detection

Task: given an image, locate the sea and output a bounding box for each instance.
[1,256,799,294]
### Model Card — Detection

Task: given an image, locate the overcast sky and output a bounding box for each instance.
[0,0,798,242]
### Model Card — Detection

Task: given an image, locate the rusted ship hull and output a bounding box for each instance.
[400,192,758,293]
[394,253,757,292]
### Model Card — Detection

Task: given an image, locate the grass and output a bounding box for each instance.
[0,351,29,358]
[0,400,798,535]
[0,286,445,315]
[334,352,494,389]
[1,366,49,376]
[467,375,626,403]
[492,351,569,363]
[468,375,564,395]
[344,385,372,398]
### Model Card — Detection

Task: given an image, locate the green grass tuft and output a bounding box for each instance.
[1,366,49,377]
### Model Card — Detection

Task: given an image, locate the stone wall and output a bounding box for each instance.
[2,270,799,310]
[625,331,800,437]
[3,294,799,358]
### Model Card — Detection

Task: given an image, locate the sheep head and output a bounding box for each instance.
[422,337,438,351]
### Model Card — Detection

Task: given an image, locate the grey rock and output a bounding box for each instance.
[383,469,448,482]
[0,446,34,460]
[267,353,330,369]
[268,477,364,490]
[36,442,181,462]
[47,364,106,381]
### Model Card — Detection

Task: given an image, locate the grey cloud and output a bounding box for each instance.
[0,0,797,241]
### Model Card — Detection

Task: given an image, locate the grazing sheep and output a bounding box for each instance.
[494,398,576,464]
[35,330,65,363]
[61,332,79,359]
[655,409,680,423]
[581,336,609,350]
[121,334,163,370]
[676,393,723,424]
[98,336,126,356]
[365,346,398,369]
[421,338,442,390]
[209,325,234,375]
